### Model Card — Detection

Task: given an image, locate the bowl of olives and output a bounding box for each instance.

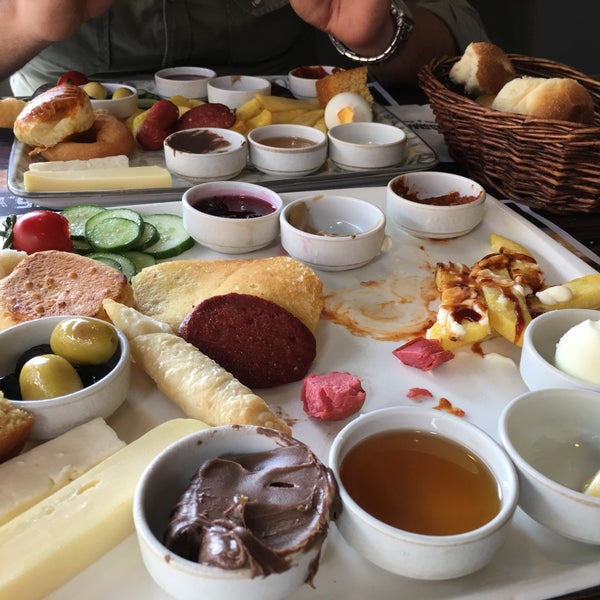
[0,316,130,440]
[80,81,138,119]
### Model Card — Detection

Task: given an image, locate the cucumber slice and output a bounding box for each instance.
[88,252,137,281]
[134,221,160,251]
[71,237,93,255]
[86,216,143,252]
[142,213,194,259]
[122,250,156,272]
[85,207,144,236]
[60,204,106,239]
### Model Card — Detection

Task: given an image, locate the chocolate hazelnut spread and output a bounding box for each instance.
[391,179,480,206]
[168,129,231,154]
[163,430,340,579]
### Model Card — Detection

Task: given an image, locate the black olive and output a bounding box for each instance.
[15,344,53,375]
[76,363,112,387]
[0,373,22,400]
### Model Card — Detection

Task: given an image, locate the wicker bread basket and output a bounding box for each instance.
[419,54,600,213]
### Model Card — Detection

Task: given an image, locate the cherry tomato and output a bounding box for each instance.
[57,71,88,86]
[12,210,72,254]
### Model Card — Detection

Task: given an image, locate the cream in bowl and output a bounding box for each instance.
[164,127,247,182]
[279,194,386,271]
[248,124,327,177]
[207,75,271,109]
[287,65,343,99]
[133,425,340,600]
[154,66,216,99]
[520,308,600,392]
[386,171,486,239]
[327,122,407,171]
[0,316,130,440]
[329,406,518,580]
[499,388,600,544]
[81,82,138,119]
[182,180,282,254]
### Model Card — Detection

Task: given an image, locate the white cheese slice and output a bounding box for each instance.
[583,469,600,497]
[28,155,130,171]
[0,417,209,599]
[0,417,125,526]
[23,165,172,192]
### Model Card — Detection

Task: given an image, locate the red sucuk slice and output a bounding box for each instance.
[178,293,316,389]
[301,372,366,421]
[392,337,454,371]
[175,103,236,131]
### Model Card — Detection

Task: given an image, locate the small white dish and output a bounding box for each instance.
[207,75,271,109]
[386,171,486,239]
[327,122,407,171]
[499,387,600,544]
[279,194,386,271]
[86,83,138,119]
[248,124,327,177]
[330,406,518,580]
[182,180,282,254]
[133,425,338,600]
[154,67,216,99]
[3,316,130,440]
[287,65,342,99]
[164,127,247,182]
[520,308,600,392]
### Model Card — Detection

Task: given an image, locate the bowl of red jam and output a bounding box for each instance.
[386,171,486,239]
[164,127,247,182]
[182,181,283,254]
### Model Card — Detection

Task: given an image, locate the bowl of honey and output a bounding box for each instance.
[328,406,518,580]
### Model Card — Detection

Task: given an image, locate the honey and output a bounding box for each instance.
[339,429,501,536]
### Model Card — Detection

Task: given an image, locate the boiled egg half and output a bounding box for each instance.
[324,92,373,129]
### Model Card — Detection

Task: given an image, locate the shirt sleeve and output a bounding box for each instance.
[413,0,489,50]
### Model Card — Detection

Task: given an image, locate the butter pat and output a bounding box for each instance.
[583,469,600,497]
[0,417,125,526]
[0,418,209,599]
[23,165,172,192]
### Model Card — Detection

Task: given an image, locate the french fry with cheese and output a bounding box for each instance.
[102,299,291,434]
[489,233,533,256]
[529,274,600,313]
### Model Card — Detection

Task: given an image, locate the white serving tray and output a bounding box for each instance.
[47,186,600,600]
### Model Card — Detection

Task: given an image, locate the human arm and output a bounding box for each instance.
[0,0,116,81]
[289,0,486,87]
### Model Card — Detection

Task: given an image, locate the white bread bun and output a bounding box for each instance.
[13,84,94,150]
[450,42,516,95]
[491,76,595,124]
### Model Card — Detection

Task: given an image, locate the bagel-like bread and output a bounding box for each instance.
[491,76,595,124]
[0,98,27,129]
[13,84,94,150]
[449,42,516,95]
[40,112,135,161]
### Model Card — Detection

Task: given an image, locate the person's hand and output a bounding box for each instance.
[288,0,394,56]
[16,0,117,44]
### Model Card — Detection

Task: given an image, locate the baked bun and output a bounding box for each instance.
[449,42,516,95]
[491,76,595,124]
[13,84,94,150]
[0,396,34,463]
[0,97,27,129]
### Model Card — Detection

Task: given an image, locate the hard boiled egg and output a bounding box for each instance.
[324,92,373,129]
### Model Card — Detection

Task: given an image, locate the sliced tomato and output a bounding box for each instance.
[57,71,88,86]
[12,210,73,254]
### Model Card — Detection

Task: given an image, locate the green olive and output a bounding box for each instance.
[82,81,108,100]
[19,354,83,400]
[112,86,133,99]
[50,317,118,366]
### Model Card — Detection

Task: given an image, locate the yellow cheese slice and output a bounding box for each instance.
[0,417,125,526]
[0,417,209,599]
[23,165,172,192]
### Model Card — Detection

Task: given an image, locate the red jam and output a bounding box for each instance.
[192,194,276,219]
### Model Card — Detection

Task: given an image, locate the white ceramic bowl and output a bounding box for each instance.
[329,406,519,580]
[328,122,407,171]
[279,195,386,271]
[85,83,138,119]
[2,316,130,440]
[287,65,342,99]
[154,67,217,99]
[386,171,486,239]
[248,124,327,177]
[182,181,282,254]
[164,127,247,182]
[133,425,338,600]
[520,308,600,392]
[499,388,600,544]
[207,75,271,109]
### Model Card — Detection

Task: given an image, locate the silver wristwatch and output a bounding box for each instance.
[328,0,414,64]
